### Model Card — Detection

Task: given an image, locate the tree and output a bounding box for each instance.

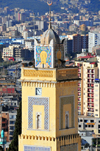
[0,146,3,151]
[8,101,22,151]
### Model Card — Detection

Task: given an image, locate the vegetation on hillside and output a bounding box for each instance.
[0,0,63,15]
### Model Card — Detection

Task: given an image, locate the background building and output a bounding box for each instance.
[88,32,100,53]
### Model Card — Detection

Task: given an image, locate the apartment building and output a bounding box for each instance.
[78,116,100,135]
[75,56,100,135]
[2,46,15,61]
[88,32,100,53]
[94,79,100,118]
[9,111,17,141]
[0,112,9,142]
[75,59,99,117]
[66,34,88,53]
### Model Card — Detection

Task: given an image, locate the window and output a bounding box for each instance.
[80,119,83,122]
[95,114,98,116]
[95,109,98,111]
[2,124,5,127]
[10,126,15,130]
[98,125,100,128]
[98,130,100,133]
[84,120,88,123]
[9,137,13,141]
[91,120,94,123]
[10,131,14,135]
[10,121,15,124]
[79,125,81,128]
[65,114,69,129]
[37,115,41,129]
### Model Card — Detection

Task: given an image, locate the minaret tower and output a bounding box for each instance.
[18,2,81,151]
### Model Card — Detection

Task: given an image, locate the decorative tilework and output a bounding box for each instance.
[28,97,49,130]
[60,143,78,151]
[35,46,52,67]
[24,146,51,151]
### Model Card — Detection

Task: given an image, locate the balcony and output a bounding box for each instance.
[88,98,94,103]
[88,84,94,88]
[78,73,81,78]
[78,69,81,73]
[88,107,94,111]
[87,79,94,83]
[20,67,79,82]
[78,88,81,92]
[88,89,94,93]
[78,97,81,101]
[78,93,81,96]
[87,69,95,74]
[87,74,95,79]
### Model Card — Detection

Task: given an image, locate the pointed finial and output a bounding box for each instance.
[47,1,52,29]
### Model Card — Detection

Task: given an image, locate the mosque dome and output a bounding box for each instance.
[41,28,60,45]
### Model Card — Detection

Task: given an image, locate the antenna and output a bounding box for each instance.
[47,0,52,29]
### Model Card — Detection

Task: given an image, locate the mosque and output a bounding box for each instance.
[18,3,81,151]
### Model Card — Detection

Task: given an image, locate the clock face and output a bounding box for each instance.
[36,88,42,95]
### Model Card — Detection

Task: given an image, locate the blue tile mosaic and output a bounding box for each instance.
[28,97,49,130]
[36,46,52,68]
[24,146,51,151]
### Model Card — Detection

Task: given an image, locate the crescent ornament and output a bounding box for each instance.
[47,1,53,6]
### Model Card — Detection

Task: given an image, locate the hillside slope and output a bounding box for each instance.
[87,0,100,12]
[0,0,62,14]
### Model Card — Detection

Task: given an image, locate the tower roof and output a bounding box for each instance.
[41,28,60,45]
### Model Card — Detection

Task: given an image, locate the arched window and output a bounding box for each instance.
[65,112,69,129]
[37,115,41,129]
[65,115,68,128]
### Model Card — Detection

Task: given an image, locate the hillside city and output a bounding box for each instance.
[0,1,100,150]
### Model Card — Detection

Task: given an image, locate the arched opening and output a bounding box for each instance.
[37,115,41,129]
[65,114,69,129]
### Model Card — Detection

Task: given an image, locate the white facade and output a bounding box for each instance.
[88,32,100,53]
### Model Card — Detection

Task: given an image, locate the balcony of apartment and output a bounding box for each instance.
[78,73,81,78]
[78,97,81,102]
[87,74,95,79]
[88,84,94,88]
[88,93,94,98]
[88,98,94,103]
[78,88,81,92]
[78,82,81,87]
[78,102,81,106]
[78,68,81,73]
[87,79,95,83]
[87,113,94,116]
[77,63,82,67]
[2,124,7,129]
[78,107,81,110]
[88,89,94,93]
[87,69,95,74]
[78,92,81,96]
[88,103,94,108]
[88,108,94,112]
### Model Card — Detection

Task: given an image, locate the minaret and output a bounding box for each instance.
[47,1,52,29]
[18,2,81,151]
